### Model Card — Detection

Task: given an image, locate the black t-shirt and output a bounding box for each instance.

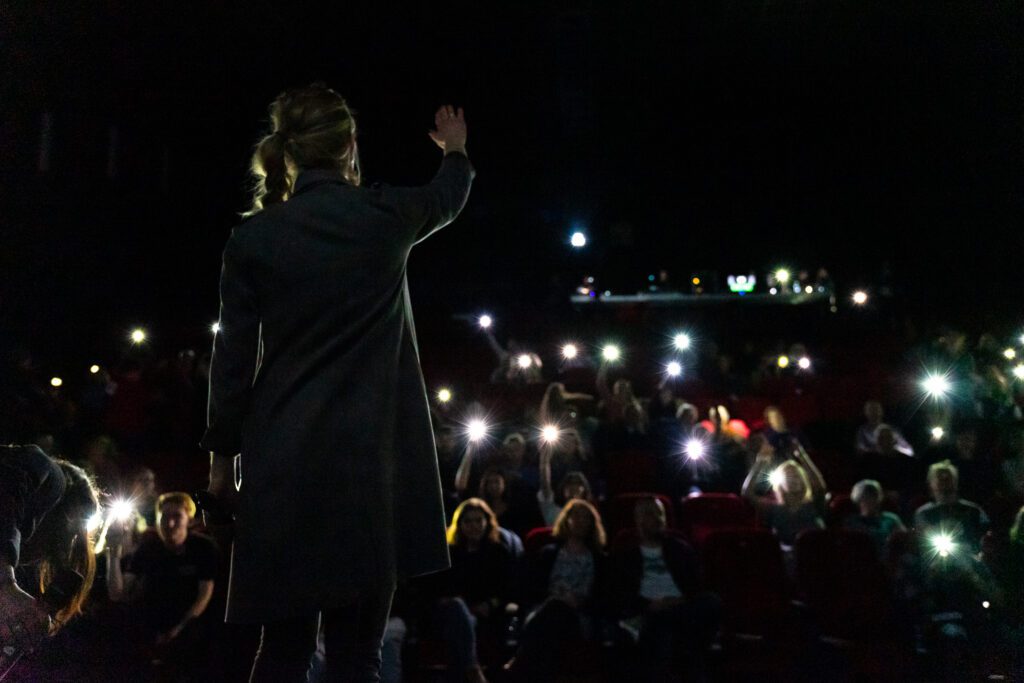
[126,531,218,630]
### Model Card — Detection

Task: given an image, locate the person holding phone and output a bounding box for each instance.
[200,82,475,682]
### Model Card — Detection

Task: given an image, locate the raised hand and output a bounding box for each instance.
[428,105,467,153]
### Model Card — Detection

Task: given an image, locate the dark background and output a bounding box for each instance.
[3,1,1022,371]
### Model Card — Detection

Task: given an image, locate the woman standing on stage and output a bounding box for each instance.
[201,82,474,682]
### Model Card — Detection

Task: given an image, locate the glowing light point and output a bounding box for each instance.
[602,345,621,362]
[467,419,488,442]
[673,333,691,351]
[561,344,579,360]
[931,533,955,558]
[774,269,791,284]
[768,468,785,488]
[931,426,945,441]
[130,328,147,344]
[804,285,814,294]
[777,355,790,369]
[89,365,100,374]
[666,361,682,377]
[541,425,560,443]
[111,500,135,522]
[517,354,533,369]
[570,232,587,248]
[852,291,868,305]
[436,388,452,404]
[685,439,705,460]
[211,322,221,334]
[922,373,951,400]
[87,512,103,534]
[478,315,493,329]
[769,287,778,295]
[1003,348,1016,360]
[50,377,63,387]
[797,357,811,370]
[1014,364,1024,380]
[982,601,990,609]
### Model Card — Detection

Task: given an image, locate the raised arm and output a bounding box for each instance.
[454,442,477,496]
[793,442,827,497]
[539,442,555,501]
[596,361,614,403]
[741,443,776,509]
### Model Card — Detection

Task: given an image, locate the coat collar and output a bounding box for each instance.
[293,168,351,196]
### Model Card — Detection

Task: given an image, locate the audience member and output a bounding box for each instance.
[856,400,914,456]
[914,460,991,552]
[842,479,906,554]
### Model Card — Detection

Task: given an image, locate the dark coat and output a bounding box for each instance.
[199,152,475,623]
[0,445,66,568]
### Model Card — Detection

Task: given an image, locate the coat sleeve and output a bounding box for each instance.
[386,152,476,246]
[199,229,261,456]
[0,445,67,567]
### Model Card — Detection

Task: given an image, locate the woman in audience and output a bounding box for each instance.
[537,432,594,526]
[842,479,906,554]
[420,498,516,683]
[539,382,594,430]
[503,499,609,680]
[742,441,826,549]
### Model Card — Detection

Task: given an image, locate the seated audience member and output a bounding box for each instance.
[742,442,826,549]
[1001,427,1024,498]
[537,434,593,527]
[914,460,991,552]
[455,442,537,540]
[420,498,516,683]
[612,497,720,683]
[539,382,595,431]
[503,500,608,679]
[126,465,159,530]
[856,400,914,456]
[843,479,906,554]
[106,492,218,673]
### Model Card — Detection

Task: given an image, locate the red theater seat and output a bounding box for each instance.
[701,529,790,637]
[677,493,756,546]
[524,526,555,555]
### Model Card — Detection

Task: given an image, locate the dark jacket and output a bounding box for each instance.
[610,533,699,617]
[521,541,609,616]
[199,152,475,623]
[0,445,66,567]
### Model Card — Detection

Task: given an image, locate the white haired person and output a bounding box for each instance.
[843,479,906,554]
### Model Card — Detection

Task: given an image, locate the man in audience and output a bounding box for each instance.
[611,497,720,683]
[914,460,991,552]
[107,492,219,677]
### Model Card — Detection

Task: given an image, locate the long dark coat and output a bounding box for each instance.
[199,152,475,623]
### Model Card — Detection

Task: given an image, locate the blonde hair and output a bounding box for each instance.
[243,82,360,218]
[446,498,501,546]
[927,460,959,487]
[156,492,197,520]
[552,499,607,550]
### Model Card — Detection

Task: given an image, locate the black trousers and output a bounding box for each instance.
[249,582,395,683]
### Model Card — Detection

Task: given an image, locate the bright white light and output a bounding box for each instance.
[685,439,705,460]
[89,365,100,374]
[804,285,814,294]
[561,344,578,360]
[769,287,778,295]
[87,512,103,533]
[982,601,990,609]
[478,315,492,329]
[852,291,868,305]
[777,355,790,369]
[541,425,560,443]
[211,322,221,334]
[1004,348,1017,360]
[570,232,587,248]
[666,361,682,377]
[436,388,452,403]
[775,269,791,284]
[797,357,811,370]
[1019,334,1024,346]
[50,377,63,387]
[130,328,147,344]
[673,333,691,351]
[931,426,945,441]
[922,373,951,400]
[1014,364,1024,380]
[768,468,785,488]
[931,533,955,558]
[737,275,747,284]
[467,419,488,442]
[110,500,135,523]
[602,345,621,362]
[517,354,533,369]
